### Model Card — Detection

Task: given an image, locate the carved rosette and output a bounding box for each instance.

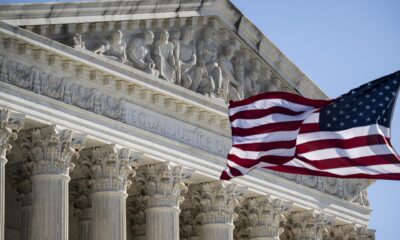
[82,144,141,193]
[287,210,333,240]
[127,195,146,237]
[70,178,91,220]
[29,124,86,176]
[135,162,193,208]
[238,196,292,239]
[194,181,245,225]
[0,108,25,162]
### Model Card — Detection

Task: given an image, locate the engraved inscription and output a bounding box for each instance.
[122,101,231,157]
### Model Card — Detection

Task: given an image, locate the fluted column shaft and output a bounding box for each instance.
[0,109,24,240]
[29,125,86,240]
[82,144,140,240]
[200,223,234,240]
[0,158,5,240]
[91,192,128,240]
[31,174,70,240]
[135,162,192,240]
[146,207,180,240]
[20,205,32,240]
[78,208,91,240]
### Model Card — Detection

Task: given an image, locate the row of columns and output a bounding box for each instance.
[0,108,375,240]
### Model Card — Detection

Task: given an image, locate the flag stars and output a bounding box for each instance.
[339,110,344,114]
[359,112,364,117]
[372,99,376,103]
[346,115,350,119]
[340,122,345,126]
[385,97,390,101]
[367,117,371,121]
[385,85,390,90]
[352,108,357,112]
[365,105,370,109]
[353,119,358,123]
[326,123,331,128]
[379,92,383,96]
[326,110,331,115]
[332,117,337,121]
[379,103,384,107]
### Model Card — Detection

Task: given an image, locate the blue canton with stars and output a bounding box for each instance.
[320,71,400,131]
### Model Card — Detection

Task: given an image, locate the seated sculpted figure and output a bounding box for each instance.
[244,59,262,98]
[73,33,85,50]
[178,27,203,89]
[94,30,127,64]
[153,31,176,83]
[196,27,222,96]
[218,41,241,102]
[127,31,159,77]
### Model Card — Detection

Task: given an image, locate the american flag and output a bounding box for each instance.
[220,71,400,180]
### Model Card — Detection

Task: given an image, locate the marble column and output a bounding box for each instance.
[285,210,333,240]
[30,124,86,240]
[82,144,140,240]
[135,162,192,240]
[71,178,92,240]
[236,196,291,240]
[0,109,24,240]
[127,195,146,240]
[194,181,245,240]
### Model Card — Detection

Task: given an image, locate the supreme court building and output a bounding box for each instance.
[0,1,375,239]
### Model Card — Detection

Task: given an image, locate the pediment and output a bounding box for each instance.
[0,0,327,102]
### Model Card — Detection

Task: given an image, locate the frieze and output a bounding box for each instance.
[122,100,231,157]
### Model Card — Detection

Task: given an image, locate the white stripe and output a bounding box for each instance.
[302,112,319,124]
[298,144,394,161]
[233,130,299,145]
[231,111,311,129]
[229,147,296,160]
[229,98,316,116]
[283,158,400,175]
[297,124,390,145]
[227,160,250,174]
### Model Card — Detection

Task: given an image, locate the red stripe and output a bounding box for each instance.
[231,121,302,137]
[227,165,243,177]
[227,154,293,167]
[296,135,390,154]
[229,92,331,109]
[220,170,231,180]
[229,106,305,122]
[298,123,320,134]
[266,165,400,180]
[232,140,296,152]
[294,154,400,170]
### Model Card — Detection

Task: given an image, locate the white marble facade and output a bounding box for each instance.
[0,0,375,240]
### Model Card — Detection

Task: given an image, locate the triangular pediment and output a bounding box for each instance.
[0,0,326,102]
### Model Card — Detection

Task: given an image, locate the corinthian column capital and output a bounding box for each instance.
[29,124,86,176]
[82,144,141,193]
[196,181,245,225]
[136,161,193,208]
[287,210,334,240]
[239,195,292,239]
[0,109,25,161]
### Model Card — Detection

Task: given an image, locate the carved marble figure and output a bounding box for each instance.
[218,40,241,102]
[73,33,85,50]
[196,27,222,96]
[94,30,127,64]
[127,31,159,77]
[244,59,262,97]
[153,30,176,83]
[178,27,203,90]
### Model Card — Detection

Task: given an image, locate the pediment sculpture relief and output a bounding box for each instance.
[58,18,289,102]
